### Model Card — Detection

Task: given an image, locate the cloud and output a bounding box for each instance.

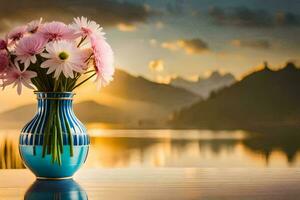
[155,21,165,29]
[0,0,157,32]
[149,39,158,47]
[161,41,179,51]
[178,39,209,54]
[161,38,209,54]
[156,74,176,84]
[231,39,271,49]
[149,59,164,72]
[117,23,137,32]
[165,0,186,15]
[208,6,300,28]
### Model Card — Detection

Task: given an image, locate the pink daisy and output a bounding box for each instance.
[38,21,77,41]
[7,26,27,43]
[1,63,37,95]
[0,39,7,50]
[15,34,46,69]
[0,51,9,73]
[90,35,114,89]
[71,16,105,38]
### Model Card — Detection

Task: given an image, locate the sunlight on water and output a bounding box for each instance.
[1,129,300,169]
[88,129,248,140]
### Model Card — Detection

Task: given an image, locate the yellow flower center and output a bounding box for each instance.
[58,52,69,60]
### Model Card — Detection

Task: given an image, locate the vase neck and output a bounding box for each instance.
[35,92,74,111]
[35,92,75,100]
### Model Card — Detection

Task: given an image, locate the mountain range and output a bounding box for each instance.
[101,70,200,110]
[170,71,236,98]
[0,69,200,128]
[171,62,300,129]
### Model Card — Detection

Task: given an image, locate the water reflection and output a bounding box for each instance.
[0,131,24,169]
[1,129,300,169]
[242,128,300,164]
[24,179,88,200]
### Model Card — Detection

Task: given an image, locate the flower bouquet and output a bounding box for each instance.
[0,17,114,178]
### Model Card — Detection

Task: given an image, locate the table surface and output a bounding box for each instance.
[1,168,300,200]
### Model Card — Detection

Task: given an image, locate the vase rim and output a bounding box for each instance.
[34,91,76,100]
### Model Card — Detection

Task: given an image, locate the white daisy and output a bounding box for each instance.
[41,40,85,79]
[70,16,105,38]
[27,18,43,33]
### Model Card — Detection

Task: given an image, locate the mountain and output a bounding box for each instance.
[0,69,200,128]
[101,70,200,110]
[170,71,236,98]
[75,69,200,124]
[73,101,127,123]
[171,62,300,129]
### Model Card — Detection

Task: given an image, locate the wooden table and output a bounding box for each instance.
[1,168,300,200]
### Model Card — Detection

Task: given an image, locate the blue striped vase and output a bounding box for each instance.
[19,92,90,179]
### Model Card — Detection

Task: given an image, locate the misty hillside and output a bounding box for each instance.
[170,71,236,98]
[102,70,200,109]
[0,101,127,127]
[172,62,300,129]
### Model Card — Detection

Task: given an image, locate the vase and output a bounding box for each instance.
[19,92,90,179]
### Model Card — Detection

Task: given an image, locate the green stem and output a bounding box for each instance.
[84,70,96,74]
[63,111,74,157]
[56,101,64,154]
[51,116,57,164]
[77,36,87,47]
[64,78,68,91]
[57,137,62,165]
[42,101,55,157]
[35,63,49,90]
[72,73,96,90]
[53,76,61,92]
[55,101,63,165]
[66,74,81,90]
[84,53,93,63]
[32,78,44,91]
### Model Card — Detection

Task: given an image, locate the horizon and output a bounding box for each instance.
[0,60,297,114]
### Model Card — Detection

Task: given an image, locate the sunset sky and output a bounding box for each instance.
[0,0,299,111]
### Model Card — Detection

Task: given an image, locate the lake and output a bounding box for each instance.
[1,128,300,169]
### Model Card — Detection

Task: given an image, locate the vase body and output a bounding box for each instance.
[19,92,90,179]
